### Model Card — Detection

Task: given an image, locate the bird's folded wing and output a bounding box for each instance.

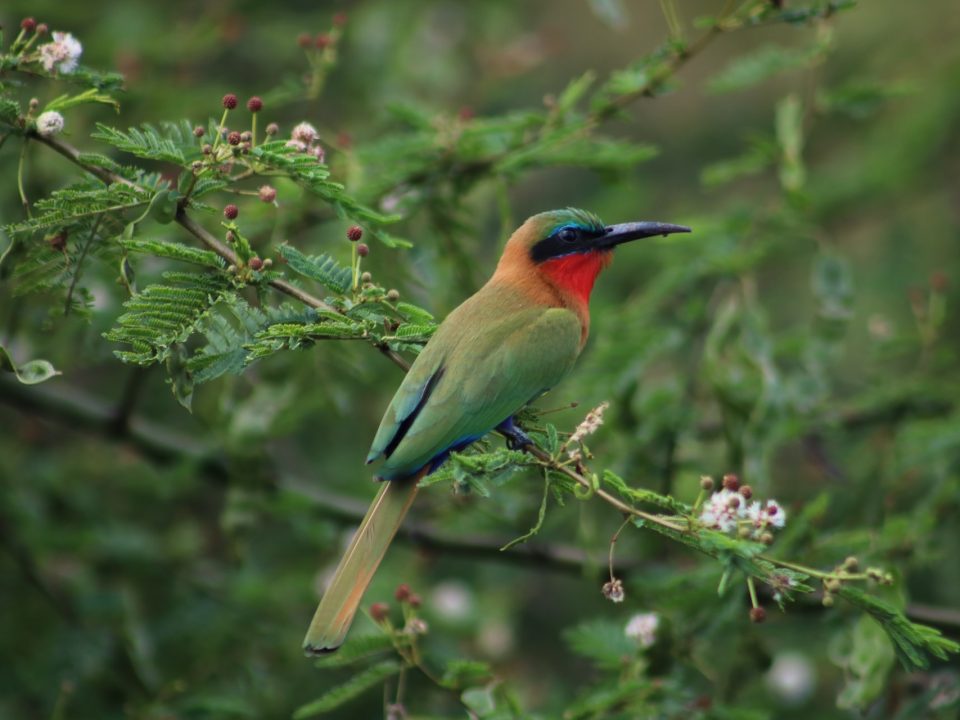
[369,306,581,478]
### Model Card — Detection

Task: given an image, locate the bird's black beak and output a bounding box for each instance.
[597,221,691,249]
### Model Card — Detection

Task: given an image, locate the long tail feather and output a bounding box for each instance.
[303,476,420,655]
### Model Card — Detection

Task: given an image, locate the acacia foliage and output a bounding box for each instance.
[1,1,958,719]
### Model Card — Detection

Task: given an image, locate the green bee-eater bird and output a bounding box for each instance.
[304,208,690,654]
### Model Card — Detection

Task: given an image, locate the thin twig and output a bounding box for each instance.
[63,213,104,315]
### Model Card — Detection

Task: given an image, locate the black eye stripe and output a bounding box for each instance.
[529,225,606,263]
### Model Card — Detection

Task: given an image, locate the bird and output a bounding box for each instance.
[303,207,690,654]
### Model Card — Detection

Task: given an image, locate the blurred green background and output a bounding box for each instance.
[1,0,959,718]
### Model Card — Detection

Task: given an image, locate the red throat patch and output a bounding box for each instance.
[539,251,612,304]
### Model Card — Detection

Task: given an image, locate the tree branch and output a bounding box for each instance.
[0,377,619,577]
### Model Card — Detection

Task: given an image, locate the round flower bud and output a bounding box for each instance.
[225,230,236,243]
[387,289,400,301]
[36,23,48,35]
[315,33,331,49]
[824,578,841,593]
[258,185,277,203]
[333,11,348,26]
[369,602,389,622]
[699,476,714,491]
[21,18,37,32]
[222,93,238,109]
[822,594,834,608]
[749,607,766,623]
[760,531,774,545]
[356,243,369,257]
[246,96,263,113]
[347,225,363,242]
[227,131,241,146]
[360,271,372,283]
[297,32,312,48]
[739,485,753,499]
[223,204,239,220]
[191,160,203,172]
[408,593,422,609]
[722,474,740,491]
[193,126,205,137]
[843,556,859,571]
[394,584,411,602]
[265,122,279,136]
[29,97,40,111]
[49,230,68,252]
[36,111,65,137]
[202,143,213,155]
[249,257,263,271]
[240,131,252,142]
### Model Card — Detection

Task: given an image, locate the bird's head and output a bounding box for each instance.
[497,208,690,304]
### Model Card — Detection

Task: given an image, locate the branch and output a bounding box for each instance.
[0,377,619,576]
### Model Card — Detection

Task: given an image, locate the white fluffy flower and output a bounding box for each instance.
[745,499,787,535]
[39,31,82,74]
[624,612,659,648]
[699,488,743,533]
[36,111,65,136]
[284,139,308,152]
[291,122,318,144]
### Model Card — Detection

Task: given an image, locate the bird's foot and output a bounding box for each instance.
[497,416,534,450]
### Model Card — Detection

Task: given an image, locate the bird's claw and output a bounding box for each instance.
[497,417,534,450]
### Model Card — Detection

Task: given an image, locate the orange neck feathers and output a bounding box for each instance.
[492,236,611,346]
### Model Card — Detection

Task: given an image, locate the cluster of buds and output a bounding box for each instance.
[296,13,348,100]
[698,474,786,543]
[820,556,891,607]
[285,122,326,163]
[222,204,271,280]
[368,582,428,638]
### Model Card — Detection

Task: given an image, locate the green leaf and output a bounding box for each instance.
[0,98,21,126]
[775,94,805,192]
[104,271,232,366]
[708,44,821,94]
[0,344,61,384]
[292,660,400,718]
[461,686,497,717]
[91,123,191,164]
[277,245,353,294]
[838,586,960,670]
[312,634,394,669]
[44,88,120,113]
[700,137,776,187]
[602,470,690,514]
[395,301,435,324]
[440,660,494,690]
[834,615,896,710]
[122,238,224,268]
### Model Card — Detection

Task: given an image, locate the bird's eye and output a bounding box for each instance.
[557,227,578,243]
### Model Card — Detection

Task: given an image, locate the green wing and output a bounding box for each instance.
[368,292,582,480]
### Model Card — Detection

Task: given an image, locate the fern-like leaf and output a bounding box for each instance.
[104,271,232,365]
[187,297,316,383]
[838,586,960,670]
[91,122,195,164]
[121,238,224,268]
[278,245,353,294]
[292,661,400,718]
